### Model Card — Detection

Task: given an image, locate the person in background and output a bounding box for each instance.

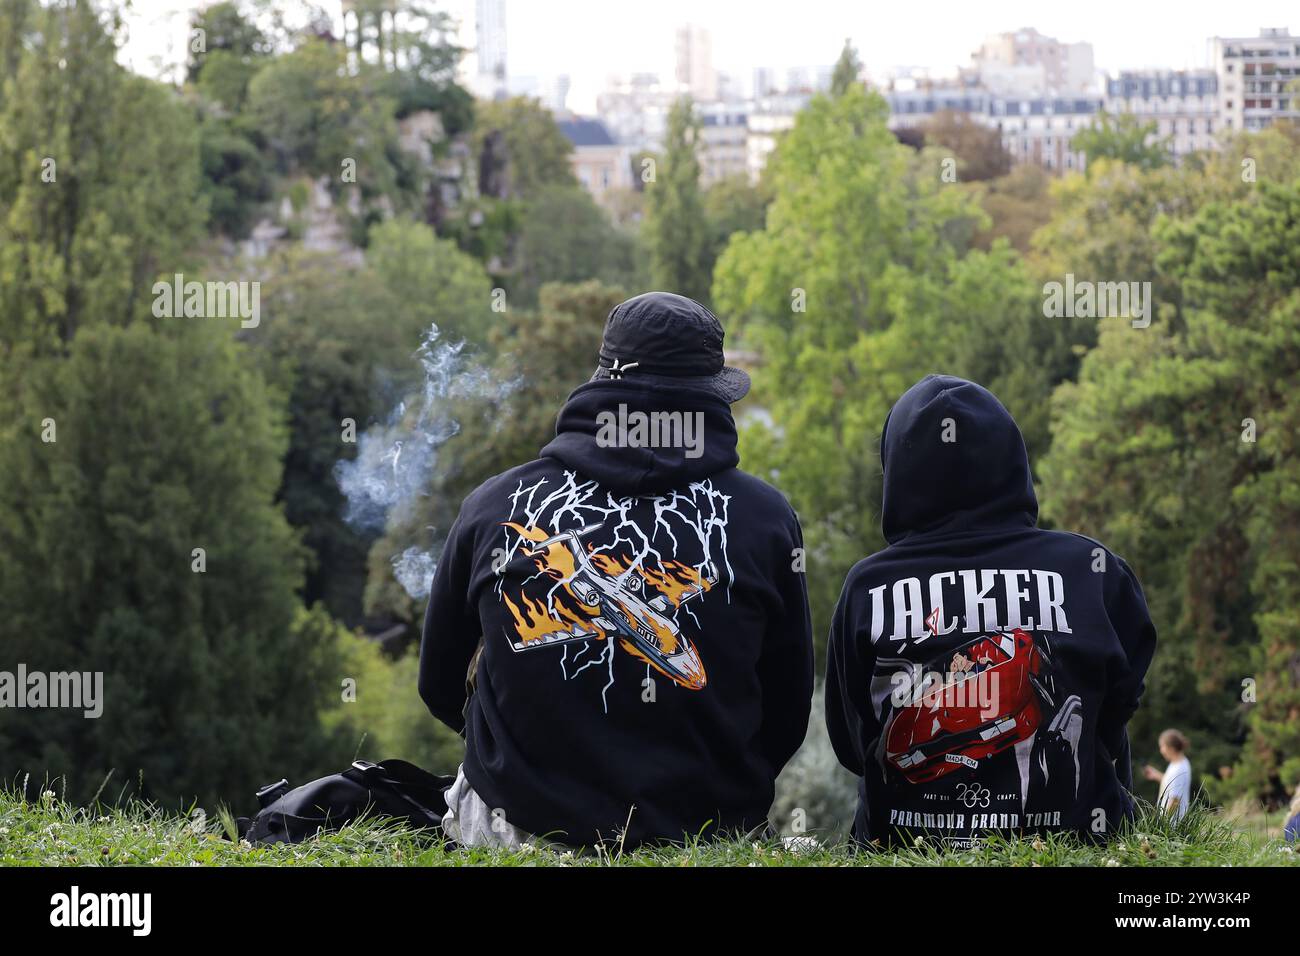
[1284,783,1300,844]
[1143,728,1192,823]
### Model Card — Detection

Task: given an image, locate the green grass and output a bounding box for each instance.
[1,788,1295,867]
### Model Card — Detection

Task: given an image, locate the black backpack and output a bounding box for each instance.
[236,759,456,845]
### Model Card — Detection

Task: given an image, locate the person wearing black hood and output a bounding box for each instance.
[419,292,813,849]
[826,375,1156,848]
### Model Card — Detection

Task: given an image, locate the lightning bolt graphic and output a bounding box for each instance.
[496,471,731,712]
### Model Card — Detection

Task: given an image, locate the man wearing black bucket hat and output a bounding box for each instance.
[419,291,813,849]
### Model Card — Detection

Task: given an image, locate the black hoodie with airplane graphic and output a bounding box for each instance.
[826,375,1156,847]
[419,378,813,847]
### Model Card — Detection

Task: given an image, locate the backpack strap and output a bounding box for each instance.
[345,760,452,828]
[256,778,291,808]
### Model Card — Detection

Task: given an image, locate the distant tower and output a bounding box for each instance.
[447,0,508,98]
[550,74,571,112]
[475,0,507,96]
[675,23,717,102]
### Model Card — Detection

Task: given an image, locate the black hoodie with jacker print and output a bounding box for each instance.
[419,378,813,848]
[826,375,1156,848]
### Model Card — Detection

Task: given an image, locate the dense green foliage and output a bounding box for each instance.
[1072,111,1171,171]
[0,0,204,353]
[0,321,337,807]
[714,85,1089,634]
[1043,164,1300,803]
[646,96,712,302]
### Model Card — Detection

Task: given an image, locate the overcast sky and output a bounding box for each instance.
[120,0,1297,111]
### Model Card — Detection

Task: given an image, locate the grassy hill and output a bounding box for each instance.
[2,789,1296,867]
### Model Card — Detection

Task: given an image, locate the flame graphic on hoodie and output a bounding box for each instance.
[500,521,711,689]
[501,522,603,643]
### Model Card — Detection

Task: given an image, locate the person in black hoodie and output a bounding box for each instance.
[826,375,1156,848]
[419,292,813,849]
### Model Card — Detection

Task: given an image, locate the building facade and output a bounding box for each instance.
[675,24,718,102]
[1105,70,1219,157]
[697,103,750,184]
[449,0,508,100]
[973,27,1096,94]
[557,117,633,207]
[884,85,1101,173]
[1212,28,1300,133]
[597,73,677,153]
[745,94,812,182]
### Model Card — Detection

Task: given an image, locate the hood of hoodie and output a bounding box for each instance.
[880,375,1037,543]
[540,379,739,496]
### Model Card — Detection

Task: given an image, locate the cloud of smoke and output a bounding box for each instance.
[333,324,514,599]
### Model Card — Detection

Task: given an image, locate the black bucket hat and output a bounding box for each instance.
[590,292,751,403]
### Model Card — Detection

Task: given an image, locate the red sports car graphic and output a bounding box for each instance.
[884,628,1047,784]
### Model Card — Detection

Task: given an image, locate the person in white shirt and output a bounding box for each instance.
[1143,728,1192,822]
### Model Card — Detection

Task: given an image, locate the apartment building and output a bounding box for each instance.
[556,117,633,206]
[745,94,812,182]
[697,103,750,184]
[676,24,718,102]
[885,85,1100,173]
[991,95,1102,172]
[973,27,1096,95]
[596,73,677,153]
[1211,28,1300,132]
[446,0,509,100]
[1105,70,1219,157]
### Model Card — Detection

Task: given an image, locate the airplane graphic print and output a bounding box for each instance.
[494,472,732,705]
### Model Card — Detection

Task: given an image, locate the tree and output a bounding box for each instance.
[0,0,37,88]
[1072,111,1170,171]
[246,39,404,187]
[1040,167,1300,803]
[198,112,272,237]
[830,39,862,97]
[311,605,466,772]
[251,222,497,623]
[367,218,499,347]
[920,109,1013,182]
[712,86,1050,641]
[703,174,768,264]
[512,185,645,306]
[974,163,1053,253]
[0,321,337,808]
[0,1,205,356]
[470,97,576,200]
[195,47,265,111]
[371,0,474,132]
[186,0,270,83]
[645,96,711,302]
